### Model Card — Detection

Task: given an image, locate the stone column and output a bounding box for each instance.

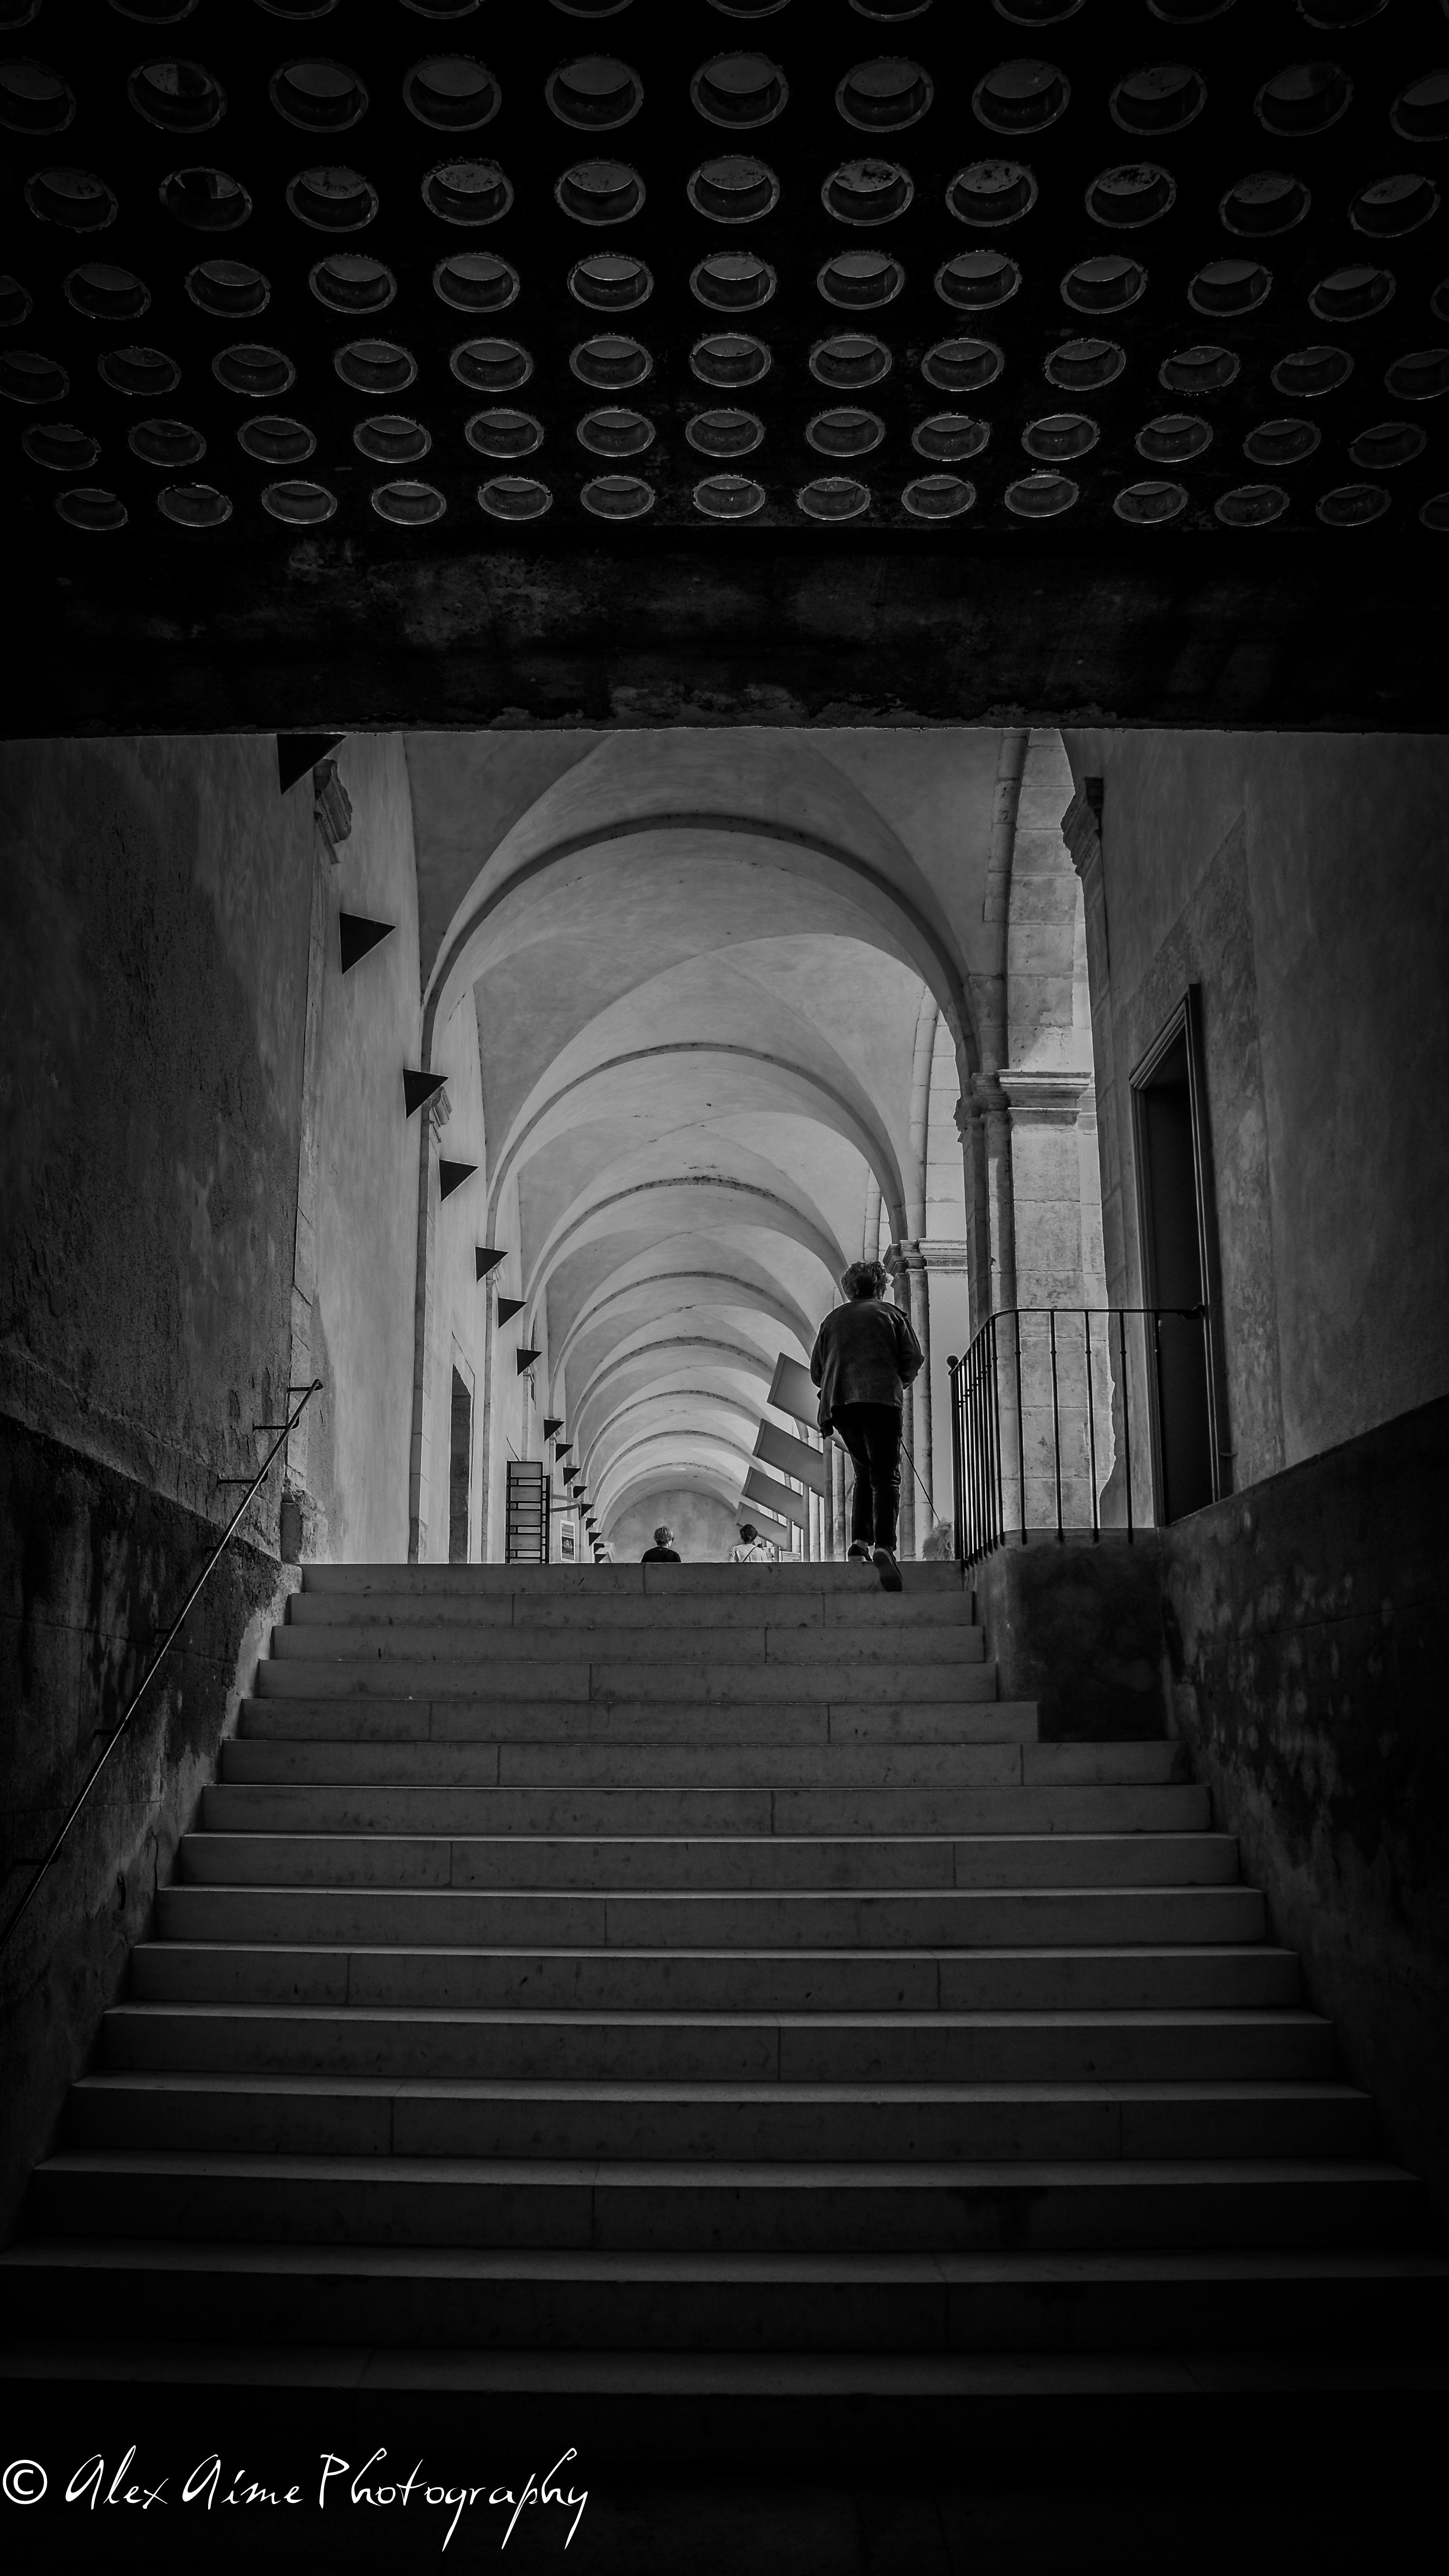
[406,1082,452,1564]
[1061,778,1127,1307]
[282,767,351,1562]
[888,1241,934,1554]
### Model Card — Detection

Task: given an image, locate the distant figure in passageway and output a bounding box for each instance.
[640,1525,681,1563]
[729,1521,777,1564]
[810,1257,924,1594]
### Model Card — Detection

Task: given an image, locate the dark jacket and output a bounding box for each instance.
[810,1295,924,1427]
[640,1545,681,1563]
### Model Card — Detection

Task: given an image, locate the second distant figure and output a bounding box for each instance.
[810,1257,924,1593]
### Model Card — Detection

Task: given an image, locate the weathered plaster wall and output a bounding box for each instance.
[481,1164,546,1564]
[1062,728,1449,1479]
[609,1489,741,1565]
[419,993,489,1563]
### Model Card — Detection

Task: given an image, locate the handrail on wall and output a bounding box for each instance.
[0,1377,324,1960]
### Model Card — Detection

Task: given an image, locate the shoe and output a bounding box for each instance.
[846,1542,872,1563]
[871,1547,903,1592]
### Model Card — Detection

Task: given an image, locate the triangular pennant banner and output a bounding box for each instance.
[438,1160,476,1202]
[403,1068,446,1117]
[476,1246,505,1282]
[516,1345,541,1375]
[338,913,394,974]
[543,1416,564,1438]
[277,732,344,796]
[495,1295,524,1326]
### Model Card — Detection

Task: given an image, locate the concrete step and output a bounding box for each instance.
[300,1563,968,1599]
[220,1736,1183,1790]
[5,2237,1443,2353]
[238,1697,1036,1746]
[200,1781,1215,1838]
[128,1940,1305,2016]
[271,1622,987,1667]
[289,1591,980,1632]
[66,2072,1368,2164]
[25,2150,1423,2255]
[177,1831,1240,1893]
[152,1882,1267,1952]
[99,2003,1336,2085]
[251,1659,1001,1705]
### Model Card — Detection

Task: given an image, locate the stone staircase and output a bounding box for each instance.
[4,1559,1444,2373]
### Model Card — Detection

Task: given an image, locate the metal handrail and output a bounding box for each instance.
[0,1376,323,1959]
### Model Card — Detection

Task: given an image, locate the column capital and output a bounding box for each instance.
[1061,777,1103,881]
[998,1065,1095,1126]
[960,1073,1010,1127]
[884,1238,927,1277]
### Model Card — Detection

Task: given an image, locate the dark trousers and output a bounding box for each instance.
[834,1402,903,1553]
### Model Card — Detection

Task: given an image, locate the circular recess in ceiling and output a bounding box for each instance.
[0,60,74,132]
[256,1,342,17]
[1110,63,1204,135]
[1189,259,1272,316]
[423,159,510,224]
[1393,73,1449,145]
[286,165,377,230]
[99,345,180,397]
[546,56,640,130]
[404,56,499,127]
[1385,347,1449,400]
[923,335,1004,391]
[1256,62,1351,136]
[838,58,932,128]
[571,332,651,387]
[311,253,396,313]
[65,263,150,322]
[1045,335,1126,391]
[354,412,431,463]
[1419,492,1449,531]
[555,160,643,225]
[1113,479,1188,524]
[687,407,764,456]
[695,331,772,384]
[1349,420,1425,470]
[1351,176,1439,239]
[577,405,654,455]
[188,259,270,316]
[571,252,651,311]
[157,480,231,526]
[22,420,98,468]
[1271,343,1351,397]
[128,414,203,465]
[810,336,889,389]
[1062,255,1145,314]
[822,160,913,224]
[1220,172,1310,236]
[1316,481,1388,525]
[939,250,1019,310]
[1137,412,1212,462]
[582,473,655,519]
[449,335,529,391]
[129,60,226,131]
[820,249,903,307]
[975,61,1069,134]
[948,160,1037,227]
[25,168,119,230]
[1310,264,1394,322]
[0,276,33,325]
[465,408,543,457]
[106,0,197,13]
[56,486,127,531]
[261,479,336,524]
[694,53,787,126]
[270,60,367,130]
[1022,411,1098,460]
[689,156,779,222]
[237,413,315,463]
[712,0,791,15]
[1215,483,1289,525]
[994,0,1083,19]
[1242,416,1320,465]
[1433,281,1449,324]
[372,479,446,524]
[692,251,775,311]
[1159,341,1239,394]
[478,474,552,520]
[4,0,47,20]
[213,343,294,398]
[913,413,990,461]
[0,348,66,402]
[798,476,871,520]
[401,0,479,16]
[159,166,249,229]
[1086,164,1175,228]
[339,336,419,393]
[849,2,933,18]
[1297,1,1387,25]
[1005,470,1078,517]
[902,473,976,519]
[808,407,884,456]
[694,473,766,518]
[434,251,517,311]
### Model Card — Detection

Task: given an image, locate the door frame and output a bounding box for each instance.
[1129,984,1233,1513]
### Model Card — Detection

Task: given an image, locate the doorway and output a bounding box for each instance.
[448,1366,472,1564]
[1131,988,1229,1522]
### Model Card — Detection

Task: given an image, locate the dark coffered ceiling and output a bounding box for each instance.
[4,0,1448,730]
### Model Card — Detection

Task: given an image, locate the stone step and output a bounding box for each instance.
[239,1698,1035,1745]
[300,1563,968,1599]
[270,1622,987,1666]
[6,2238,1444,2353]
[177,1831,1240,1893]
[200,1781,1215,1838]
[152,1882,1267,1952]
[66,2072,1367,2164]
[289,1591,980,1633]
[128,1940,1305,2016]
[251,1660,1001,1706]
[25,2150,1422,2256]
[100,2003,1336,2085]
[220,1737,1182,1790]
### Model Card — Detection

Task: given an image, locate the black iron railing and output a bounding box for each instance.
[947,1307,1206,1566]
